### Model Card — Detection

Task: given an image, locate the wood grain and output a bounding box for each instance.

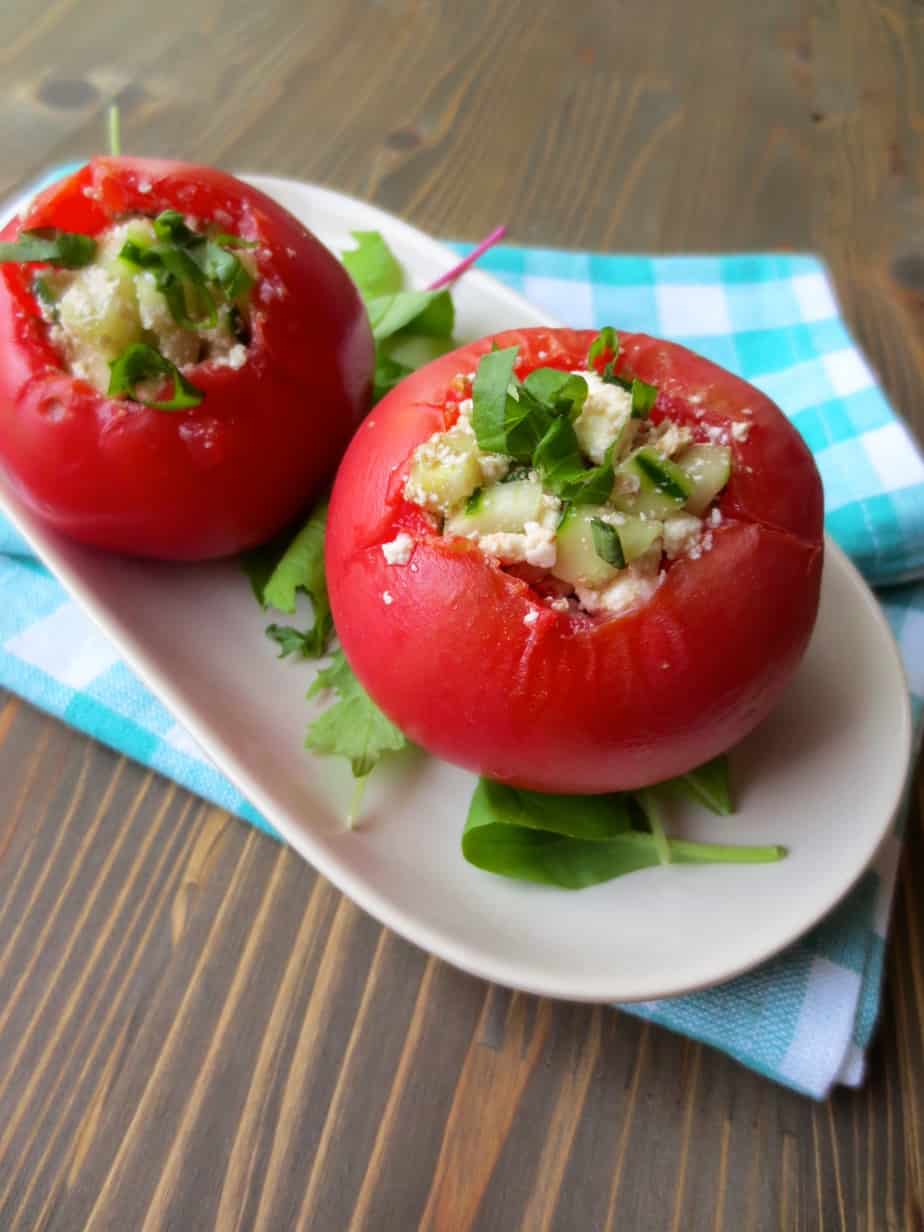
[0,0,923,1228]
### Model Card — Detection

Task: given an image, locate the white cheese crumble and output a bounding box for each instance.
[662,514,702,560]
[547,596,571,612]
[523,609,539,626]
[709,507,723,527]
[571,369,634,464]
[381,532,415,565]
[731,421,751,441]
[382,591,394,605]
[574,547,661,615]
[479,453,509,483]
[653,421,693,458]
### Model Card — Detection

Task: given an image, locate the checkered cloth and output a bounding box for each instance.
[1,171,922,1097]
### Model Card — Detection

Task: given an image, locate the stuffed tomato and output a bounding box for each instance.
[326,326,824,793]
[0,158,373,559]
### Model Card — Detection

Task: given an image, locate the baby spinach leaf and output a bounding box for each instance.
[670,754,733,816]
[342,230,404,300]
[462,775,784,889]
[365,289,454,343]
[523,369,588,417]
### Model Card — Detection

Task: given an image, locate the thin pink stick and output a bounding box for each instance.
[427,225,507,291]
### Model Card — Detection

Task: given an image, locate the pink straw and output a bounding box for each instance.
[427,225,507,291]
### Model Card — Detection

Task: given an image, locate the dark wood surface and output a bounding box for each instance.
[0,1,922,1228]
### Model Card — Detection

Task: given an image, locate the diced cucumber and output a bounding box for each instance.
[553,506,620,587]
[612,446,693,518]
[407,429,482,511]
[551,506,662,588]
[445,478,543,536]
[675,444,732,516]
[616,515,663,561]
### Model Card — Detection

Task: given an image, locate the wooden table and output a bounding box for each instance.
[1,1,922,1227]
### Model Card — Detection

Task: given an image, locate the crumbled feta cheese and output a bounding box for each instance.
[571,369,634,464]
[547,596,571,613]
[212,343,248,370]
[523,520,556,568]
[382,591,394,605]
[653,421,693,458]
[523,609,539,626]
[731,421,751,441]
[574,549,661,615]
[702,530,714,552]
[662,514,702,560]
[704,423,730,445]
[479,453,509,483]
[709,507,723,527]
[137,179,152,194]
[382,532,414,565]
[476,531,527,563]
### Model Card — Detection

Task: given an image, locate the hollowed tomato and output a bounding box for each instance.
[326,327,824,793]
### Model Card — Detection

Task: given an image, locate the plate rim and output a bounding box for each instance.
[0,173,914,1002]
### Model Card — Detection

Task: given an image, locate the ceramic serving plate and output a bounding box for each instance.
[0,176,913,1002]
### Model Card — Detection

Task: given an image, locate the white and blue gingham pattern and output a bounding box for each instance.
[0,181,921,1096]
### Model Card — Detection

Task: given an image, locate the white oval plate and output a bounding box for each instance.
[0,176,913,1002]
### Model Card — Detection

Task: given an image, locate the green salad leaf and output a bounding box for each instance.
[341,230,404,300]
[306,651,407,778]
[670,754,733,816]
[462,777,785,890]
[259,500,332,659]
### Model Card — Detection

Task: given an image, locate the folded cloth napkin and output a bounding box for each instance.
[1,173,922,1097]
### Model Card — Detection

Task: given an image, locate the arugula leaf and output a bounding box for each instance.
[107,343,204,411]
[306,651,407,777]
[266,624,313,659]
[0,229,96,269]
[462,777,785,890]
[262,500,332,658]
[342,230,404,300]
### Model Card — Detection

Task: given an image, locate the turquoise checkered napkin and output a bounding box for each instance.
[0,182,922,1096]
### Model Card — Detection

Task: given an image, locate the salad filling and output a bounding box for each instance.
[5,211,257,404]
[401,330,736,616]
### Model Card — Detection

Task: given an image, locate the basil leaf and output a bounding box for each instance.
[590,518,626,569]
[462,777,784,889]
[523,369,588,418]
[342,230,404,300]
[471,346,519,453]
[631,377,658,419]
[306,650,407,778]
[261,500,332,658]
[0,229,96,269]
[533,415,587,494]
[32,275,58,320]
[587,326,619,369]
[107,343,204,411]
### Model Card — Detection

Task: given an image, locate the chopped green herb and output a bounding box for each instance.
[587,326,619,370]
[0,229,97,269]
[31,274,58,320]
[107,342,204,411]
[631,377,658,418]
[153,209,197,247]
[266,624,314,659]
[306,650,407,778]
[590,517,626,569]
[522,368,588,417]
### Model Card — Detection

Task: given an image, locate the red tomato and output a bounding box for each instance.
[0,158,374,559]
[326,327,824,794]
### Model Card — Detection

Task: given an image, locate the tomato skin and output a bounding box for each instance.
[0,158,374,559]
[327,327,824,794]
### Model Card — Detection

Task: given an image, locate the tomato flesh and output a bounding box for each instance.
[326,327,824,794]
[0,158,374,559]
